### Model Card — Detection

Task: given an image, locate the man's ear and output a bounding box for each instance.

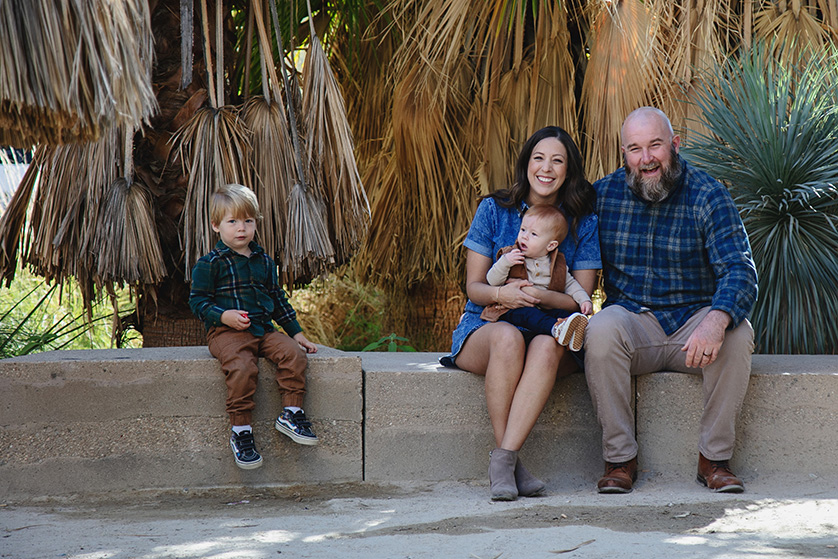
[547,240,559,252]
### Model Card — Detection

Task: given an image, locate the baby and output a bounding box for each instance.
[480,204,591,351]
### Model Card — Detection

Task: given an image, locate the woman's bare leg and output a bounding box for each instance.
[455,322,526,447]
[500,335,564,450]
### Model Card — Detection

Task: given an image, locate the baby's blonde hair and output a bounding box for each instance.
[210,183,262,225]
[523,204,568,243]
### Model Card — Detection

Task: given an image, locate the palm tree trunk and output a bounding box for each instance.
[134,0,212,347]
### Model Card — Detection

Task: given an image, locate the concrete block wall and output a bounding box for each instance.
[0,347,362,500]
[637,355,838,478]
[1,349,836,500]
[360,352,602,484]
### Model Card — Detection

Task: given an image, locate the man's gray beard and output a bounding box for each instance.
[625,147,682,203]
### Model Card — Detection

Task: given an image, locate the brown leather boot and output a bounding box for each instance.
[697,453,744,493]
[488,448,518,501]
[597,457,637,494]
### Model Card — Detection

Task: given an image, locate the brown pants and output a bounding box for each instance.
[207,326,308,426]
[584,305,754,463]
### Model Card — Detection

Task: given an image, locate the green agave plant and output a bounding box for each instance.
[683,41,838,354]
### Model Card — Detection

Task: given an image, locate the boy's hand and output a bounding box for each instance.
[221,309,251,330]
[503,249,525,266]
[294,332,318,354]
[580,301,593,315]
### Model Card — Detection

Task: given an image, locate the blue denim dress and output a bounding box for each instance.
[439,197,601,368]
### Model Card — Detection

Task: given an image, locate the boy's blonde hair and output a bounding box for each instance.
[210,183,262,225]
[524,204,568,243]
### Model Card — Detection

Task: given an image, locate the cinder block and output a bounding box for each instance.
[737,355,838,477]
[635,355,838,479]
[360,352,602,484]
[0,346,363,500]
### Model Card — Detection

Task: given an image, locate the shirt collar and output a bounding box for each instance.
[214,240,263,256]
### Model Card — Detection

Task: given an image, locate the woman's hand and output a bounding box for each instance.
[499,279,540,309]
[467,249,538,309]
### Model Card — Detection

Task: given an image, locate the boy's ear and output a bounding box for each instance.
[211,222,220,233]
[547,240,559,252]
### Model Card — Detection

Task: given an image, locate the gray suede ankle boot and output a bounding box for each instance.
[515,457,546,497]
[488,448,518,501]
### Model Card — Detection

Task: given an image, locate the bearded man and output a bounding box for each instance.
[585,107,758,494]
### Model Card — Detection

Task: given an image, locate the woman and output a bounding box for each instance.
[440,126,600,500]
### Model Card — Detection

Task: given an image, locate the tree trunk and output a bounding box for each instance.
[134,0,211,347]
[403,277,466,352]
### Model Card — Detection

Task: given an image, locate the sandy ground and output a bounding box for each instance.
[2,471,838,559]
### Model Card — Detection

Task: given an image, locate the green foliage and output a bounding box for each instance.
[0,268,141,358]
[362,333,416,352]
[684,41,838,354]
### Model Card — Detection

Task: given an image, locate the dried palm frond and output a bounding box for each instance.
[92,127,166,287]
[580,0,672,178]
[175,0,253,280]
[371,63,475,286]
[488,1,578,189]
[19,129,122,310]
[754,0,829,63]
[301,31,370,267]
[657,0,731,143]
[0,148,48,286]
[528,2,577,137]
[174,105,253,280]
[329,10,396,169]
[260,0,336,281]
[284,178,335,281]
[0,0,156,147]
[241,97,295,267]
[93,176,166,286]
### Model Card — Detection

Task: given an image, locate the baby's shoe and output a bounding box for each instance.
[551,312,588,352]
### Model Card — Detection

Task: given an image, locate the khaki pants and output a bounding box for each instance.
[584,305,753,463]
[207,326,308,426]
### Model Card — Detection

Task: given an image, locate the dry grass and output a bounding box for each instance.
[289,272,404,351]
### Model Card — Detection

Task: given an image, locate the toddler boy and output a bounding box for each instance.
[189,183,318,470]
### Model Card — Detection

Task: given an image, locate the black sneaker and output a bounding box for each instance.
[275,409,319,445]
[229,430,263,469]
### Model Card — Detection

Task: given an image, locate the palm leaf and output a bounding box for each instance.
[0,148,47,286]
[580,0,673,178]
[301,19,370,269]
[241,96,295,269]
[754,0,829,64]
[0,0,156,147]
[174,106,253,281]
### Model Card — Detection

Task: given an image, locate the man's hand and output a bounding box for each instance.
[221,310,251,330]
[294,332,318,354]
[682,310,731,368]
